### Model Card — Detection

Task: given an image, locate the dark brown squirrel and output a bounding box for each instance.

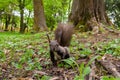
[47,23,74,66]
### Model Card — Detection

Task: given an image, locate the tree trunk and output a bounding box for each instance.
[69,0,112,33]
[26,10,31,25]
[19,0,25,33]
[33,0,47,32]
[5,14,11,31]
[11,16,16,31]
[20,7,24,33]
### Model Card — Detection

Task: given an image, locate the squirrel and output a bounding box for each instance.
[47,23,73,66]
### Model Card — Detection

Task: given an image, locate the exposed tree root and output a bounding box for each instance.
[99,54,120,77]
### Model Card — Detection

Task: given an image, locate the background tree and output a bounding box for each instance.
[0,0,70,31]
[44,0,70,30]
[0,0,120,32]
[18,0,31,33]
[18,0,25,33]
[0,0,32,32]
[25,2,33,28]
[0,0,12,31]
[105,0,120,27]
[33,0,47,32]
[69,0,112,32]
[10,15,17,31]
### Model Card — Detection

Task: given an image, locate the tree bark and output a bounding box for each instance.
[19,0,25,33]
[33,0,47,32]
[69,0,112,33]
[19,8,24,33]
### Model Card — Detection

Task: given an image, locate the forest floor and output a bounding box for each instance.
[0,31,120,80]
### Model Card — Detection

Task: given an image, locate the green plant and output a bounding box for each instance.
[74,55,99,80]
[101,76,120,80]
[19,49,34,64]
[79,48,92,56]
[96,39,120,56]
[61,57,77,69]
[61,57,90,80]
[74,63,90,80]
[41,75,51,80]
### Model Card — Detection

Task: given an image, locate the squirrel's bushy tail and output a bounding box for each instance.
[55,23,74,47]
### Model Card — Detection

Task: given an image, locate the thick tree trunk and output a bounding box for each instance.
[33,0,47,32]
[69,0,112,33]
